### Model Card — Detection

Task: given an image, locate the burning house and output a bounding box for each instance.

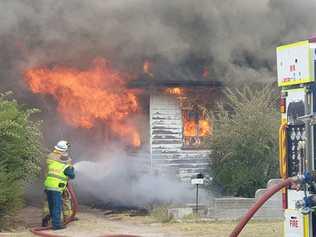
[23,58,222,184]
[128,63,222,183]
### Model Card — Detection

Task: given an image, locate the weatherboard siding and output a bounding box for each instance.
[149,94,210,183]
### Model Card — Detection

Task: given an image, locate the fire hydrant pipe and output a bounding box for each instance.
[30,183,79,237]
[229,177,295,237]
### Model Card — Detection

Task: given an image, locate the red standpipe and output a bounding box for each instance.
[229,177,295,237]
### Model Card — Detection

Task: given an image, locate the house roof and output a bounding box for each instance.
[128,74,223,89]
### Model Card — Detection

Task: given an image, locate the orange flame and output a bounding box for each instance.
[143,60,150,73]
[184,121,197,137]
[165,87,184,95]
[143,60,154,77]
[183,118,211,137]
[24,58,141,147]
[199,119,211,136]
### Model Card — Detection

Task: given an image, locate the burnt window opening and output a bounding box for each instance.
[182,107,212,148]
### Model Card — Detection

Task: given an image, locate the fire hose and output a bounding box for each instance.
[30,183,79,237]
[228,123,292,236]
[30,183,139,237]
[229,177,296,237]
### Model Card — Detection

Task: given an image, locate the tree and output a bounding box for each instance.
[210,86,279,197]
[0,92,43,228]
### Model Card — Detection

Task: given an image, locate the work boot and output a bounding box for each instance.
[52,225,65,230]
[41,215,50,227]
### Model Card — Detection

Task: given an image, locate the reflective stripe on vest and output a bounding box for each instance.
[47,173,68,181]
[44,159,70,192]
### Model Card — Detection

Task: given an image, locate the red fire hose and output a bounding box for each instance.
[229,177,295,237]
[30,183,79,237]
[30,184,139,237]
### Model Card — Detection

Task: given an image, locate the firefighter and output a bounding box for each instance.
[43,140,75,230]
[41,158,74,227]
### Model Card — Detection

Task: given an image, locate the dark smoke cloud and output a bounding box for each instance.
[1,0,316,149]
[1,0,316,91]
[2,0,316,153]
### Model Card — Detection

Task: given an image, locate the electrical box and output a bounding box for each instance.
[277,39,316,237]
[277,40,315,87]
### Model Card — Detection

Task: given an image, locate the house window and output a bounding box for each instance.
[182,109,212,148]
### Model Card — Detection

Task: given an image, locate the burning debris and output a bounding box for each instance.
[24,58,141,147]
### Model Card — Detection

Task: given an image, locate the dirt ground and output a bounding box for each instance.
[0,206,283,237]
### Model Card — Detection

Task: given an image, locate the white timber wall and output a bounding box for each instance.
[150,94,211,183]
[150,94,183,155]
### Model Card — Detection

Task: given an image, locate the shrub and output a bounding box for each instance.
[210,86,279,197]
[0,92,43,228]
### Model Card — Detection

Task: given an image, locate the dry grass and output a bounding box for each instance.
[150,205,174,223]
[161,220,282,237]
[4,206,283,237]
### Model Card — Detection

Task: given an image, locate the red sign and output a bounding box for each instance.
[290,65,296,72]
[290,218,299,228]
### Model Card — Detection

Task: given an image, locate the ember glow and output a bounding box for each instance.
[183,117,211,137]
[183,111,212,140]
[165,87,184,95]
[24,58,141,147]
[184,121,197,137]
[199,119,211,136]
[143,60,153,77]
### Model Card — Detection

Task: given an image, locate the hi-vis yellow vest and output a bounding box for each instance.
[44,159,70,192]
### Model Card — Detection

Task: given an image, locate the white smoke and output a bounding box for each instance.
[72,148,208,207]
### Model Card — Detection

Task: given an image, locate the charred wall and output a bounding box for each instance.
[149,93,210,183]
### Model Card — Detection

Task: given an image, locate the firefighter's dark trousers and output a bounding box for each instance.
[45,190,62,229]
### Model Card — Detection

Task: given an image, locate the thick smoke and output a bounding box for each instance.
[3,0,316,206]
[1,0,316,92]
[73,147,208,207]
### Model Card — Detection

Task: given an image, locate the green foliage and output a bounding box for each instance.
[210,86,279,197]
[0,92,43,228]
